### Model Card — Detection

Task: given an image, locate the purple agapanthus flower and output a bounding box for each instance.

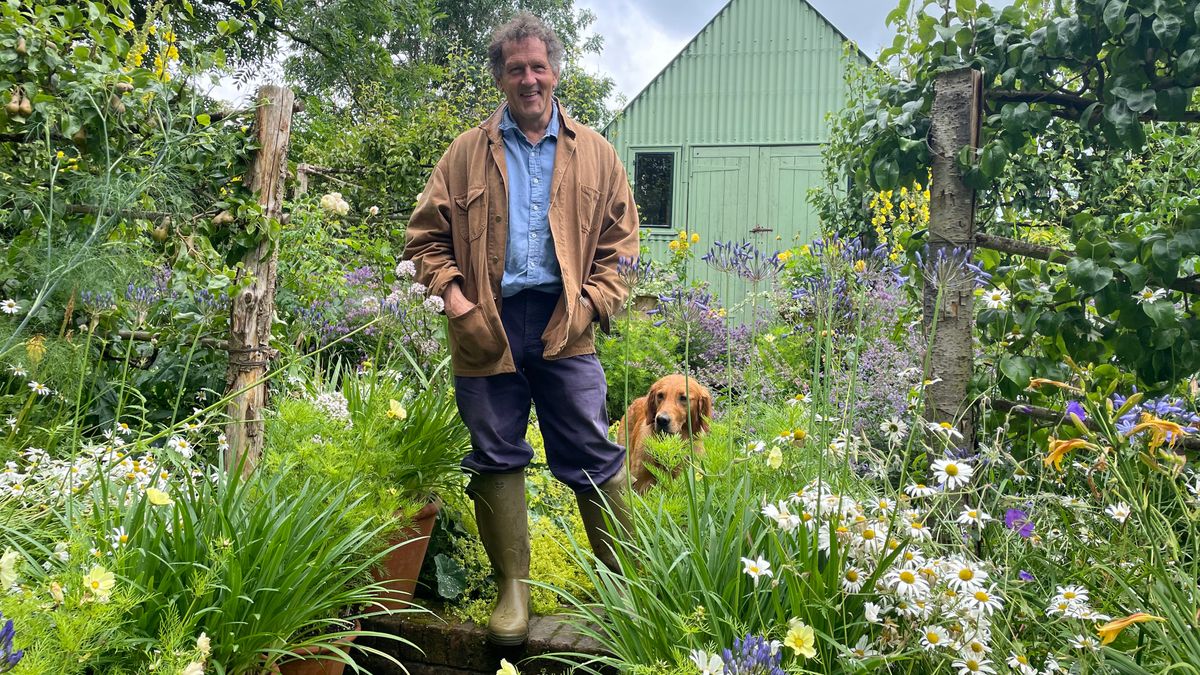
[1004,509,1034,538]
[1018,570,1035,582]
[1065,400,1087,422]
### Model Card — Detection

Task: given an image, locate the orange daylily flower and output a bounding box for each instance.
[1043,437,1100,472]
[1027,377,1083,393]
[1125,413,1189,452]
[1095,612,1165,645]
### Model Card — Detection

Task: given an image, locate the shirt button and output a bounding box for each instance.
[490,255,498,263]
[533,178,540,184]
[494,215,501,222]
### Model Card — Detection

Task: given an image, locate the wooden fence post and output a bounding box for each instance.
[224,85,294,474]
[924,68,982,446]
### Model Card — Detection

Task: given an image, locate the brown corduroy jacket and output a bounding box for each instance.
[403,102,640,377]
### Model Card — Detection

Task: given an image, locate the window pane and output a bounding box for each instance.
[634,152,674,226]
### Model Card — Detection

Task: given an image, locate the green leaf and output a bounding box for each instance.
[1177,49,1199,82]
[1065,258,1114,294]
[1116,260,1149,290]
[999,355,1034,386]
[196,113,211,126]
[1151,13,1181,48]
[1104,0,1128,34]
[980,142,1008,178]
[1113,86,1156,114]
[1076,235,1113,260]
[955,0,977,15]
[1156,87,1188,120]
[1143,300,1177,327]
[434,553,466,599]
[871,155,900,190]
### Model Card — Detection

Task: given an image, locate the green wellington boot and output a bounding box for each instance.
[469,471,531,646]
[576,465,634,572]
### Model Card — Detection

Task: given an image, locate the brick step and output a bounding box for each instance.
[355,602,616,675]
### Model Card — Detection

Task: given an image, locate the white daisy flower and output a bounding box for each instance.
[28,381,51,396]
[1104,502,1132,524]
[1133,287,1166,304]
[1007,653,1037,675]
[1070,634,1100,651]
[959,637,991,659]
[690,649,723,675]
[907,519,932,540]
[0,299,20,314]
[981,288,1010,309]
[946,558,988,591]
[931,458,975,489]
[1054,585,1089,605]
[888,567,930,598]
[842,566,866,593]
[8,365,26,377]
[762,501,801,533]
[880,418,908,445]
[864,601,886,623]
[919,625,951,650]
[904,483,938,498]
[109,526,130,549]
[847,635,879,660]
[953,657,997,675]
[166,436,194,459]
[956,506,993,527]
[965,586,1004,615]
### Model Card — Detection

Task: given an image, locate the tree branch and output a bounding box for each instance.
[987,89,1200,123]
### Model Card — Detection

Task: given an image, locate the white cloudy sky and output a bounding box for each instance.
[575,0,898,103]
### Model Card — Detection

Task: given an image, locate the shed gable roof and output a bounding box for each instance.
[603,0,872,146]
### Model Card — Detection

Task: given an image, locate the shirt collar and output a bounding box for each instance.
[500,100,559,141]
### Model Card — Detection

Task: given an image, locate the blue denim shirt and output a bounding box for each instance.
[499,103,562,297]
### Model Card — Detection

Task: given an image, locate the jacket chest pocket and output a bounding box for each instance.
[578,184,601,235]
[453,185,488,241]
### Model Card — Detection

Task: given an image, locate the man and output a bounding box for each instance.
[402,12,639,646]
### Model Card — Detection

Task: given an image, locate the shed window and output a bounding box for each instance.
[634,152,674,227]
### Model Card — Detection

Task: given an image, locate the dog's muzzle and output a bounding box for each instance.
[654,413,673,433]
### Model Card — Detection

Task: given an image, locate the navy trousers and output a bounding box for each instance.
[455,290,625,493]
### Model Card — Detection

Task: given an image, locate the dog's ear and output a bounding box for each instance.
[644,385,659,423]
[692,386,712,434]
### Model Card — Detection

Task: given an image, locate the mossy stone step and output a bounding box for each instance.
[355,602,614,674]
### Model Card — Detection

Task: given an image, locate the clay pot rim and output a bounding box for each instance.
[283,618,362,659]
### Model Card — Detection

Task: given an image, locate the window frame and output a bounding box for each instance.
[631,146,681,230]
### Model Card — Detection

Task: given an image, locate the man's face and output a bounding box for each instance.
[497,37,558,132]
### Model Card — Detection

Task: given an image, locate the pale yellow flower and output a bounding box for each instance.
[784,618,816,658]
[83,564,116,602]
[180,662,205,675]
[766,447,783,470]
[0,549,20,588]
[497,659,520,675]
[387,399,408,421]
[146,488,174,506]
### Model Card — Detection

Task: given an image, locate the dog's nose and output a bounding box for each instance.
[654,413,672,431]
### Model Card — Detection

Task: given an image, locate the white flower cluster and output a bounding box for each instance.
[319,191,350,216]
[311,390,351,425]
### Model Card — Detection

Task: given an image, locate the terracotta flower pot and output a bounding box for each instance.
[277,620,361,675]
[372,499,440,611]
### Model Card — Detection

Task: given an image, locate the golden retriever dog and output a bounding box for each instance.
[616,374,712,493]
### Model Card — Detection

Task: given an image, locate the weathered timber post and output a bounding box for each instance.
[224,85,294,474]
[924,68,982,446]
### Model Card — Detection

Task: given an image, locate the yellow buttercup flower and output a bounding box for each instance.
[1096,612,1164,645]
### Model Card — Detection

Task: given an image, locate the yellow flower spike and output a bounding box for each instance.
[1044,437,1100,472]
[1125,413,1188,452]
[1096,612,1165,645]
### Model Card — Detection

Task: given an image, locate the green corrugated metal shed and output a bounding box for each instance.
[603,0,870,310]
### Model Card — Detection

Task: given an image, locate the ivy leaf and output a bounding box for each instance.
[1076,235,1112,260]
[1156,87,1188,120]
[1103,0,1128,34]
[1177,49,1200,83]
[1066,258,1114,294]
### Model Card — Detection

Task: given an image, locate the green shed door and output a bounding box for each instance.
[686,146,757,299]
[758,145,822,246]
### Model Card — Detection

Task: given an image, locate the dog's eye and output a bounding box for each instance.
[679,394,688,403]
[656,392,665,400]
